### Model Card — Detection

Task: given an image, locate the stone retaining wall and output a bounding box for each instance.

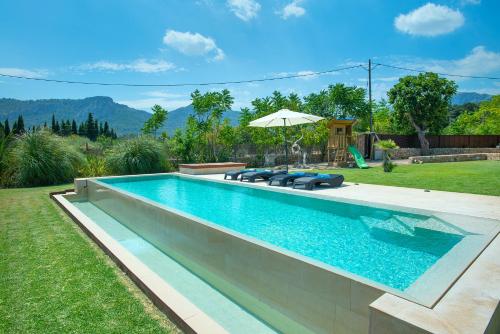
[409,153,500,164]
[388,147,500,160]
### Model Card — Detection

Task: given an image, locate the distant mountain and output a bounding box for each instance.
[452,92,492,105]
[0,96,240,135]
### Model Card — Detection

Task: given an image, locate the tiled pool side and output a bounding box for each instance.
[55,173,500,334]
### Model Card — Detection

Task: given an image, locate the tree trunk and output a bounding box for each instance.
[407,113,430,155]
[416,129,430,155]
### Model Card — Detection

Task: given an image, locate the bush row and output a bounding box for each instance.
[0,130,171,188]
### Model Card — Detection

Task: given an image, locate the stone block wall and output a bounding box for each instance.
[386,147,500,160]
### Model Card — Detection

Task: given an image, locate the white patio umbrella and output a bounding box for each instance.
[249,109,324,171]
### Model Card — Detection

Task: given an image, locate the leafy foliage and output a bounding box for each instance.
[448,102,479,122]
[190,89,234,162]
[80,155,108,177]
[142,105,168,137]
[388,73,457,153]
[375,139,399,172]
[0,127,12,176]
[444,96,500,135]
[303,84,368,120]
[1,130,85,187]
[106,136,165,175]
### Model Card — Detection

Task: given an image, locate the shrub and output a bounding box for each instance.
[80,155,108,177]
[106,136,166,175]
[0,131,12,176]
[375,139,399,173]
[2,130,85,187]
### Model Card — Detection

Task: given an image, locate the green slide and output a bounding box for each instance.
[348,145,369,169]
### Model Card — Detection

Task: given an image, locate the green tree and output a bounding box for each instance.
[16,115,25,134]
[86,113,98,141]
[444,95,500,135]
[53,120,60,135]
[4,119,10,136]
[169,118,198,163]
[142,105,168,138]
[375,139,399,172]
[51,114,56,133]
[12,120,18,135]
[78,122,86,137]
[388,73,457,154]
[191,89,234,161]
[357,100,401,134]
[71,120,78,135]
[303,83,368,120]
[103,121,110,137]
[448,102,479,122]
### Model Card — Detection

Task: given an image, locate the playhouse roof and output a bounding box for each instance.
[327,118,357,127]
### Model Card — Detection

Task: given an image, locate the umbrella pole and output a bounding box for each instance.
[283,118,288,172]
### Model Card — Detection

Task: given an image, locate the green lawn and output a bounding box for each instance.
[309,160,500,196]
[0,185,179,333]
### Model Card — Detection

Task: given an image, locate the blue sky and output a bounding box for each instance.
[1,0,499,111]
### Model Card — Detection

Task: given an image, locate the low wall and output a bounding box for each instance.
[86,180,384,334]
[179,162,246,175]
[409,153,500,164]
[388,147,500,160]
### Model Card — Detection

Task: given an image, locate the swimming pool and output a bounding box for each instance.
[99,174,463,291]
[66,173,497,334]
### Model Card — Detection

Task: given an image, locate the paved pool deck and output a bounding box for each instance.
[194,174,500,220]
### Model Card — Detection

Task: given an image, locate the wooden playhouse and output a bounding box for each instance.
[326,118,357,166]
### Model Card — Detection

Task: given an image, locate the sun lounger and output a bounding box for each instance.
[268,172,317,186]
[224,168,256,180]
[240,169,287,183]
[292,174,344,190]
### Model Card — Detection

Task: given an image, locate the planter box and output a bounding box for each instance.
[179,162,247,175]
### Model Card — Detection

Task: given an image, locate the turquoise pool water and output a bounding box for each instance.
[100,175,464,291]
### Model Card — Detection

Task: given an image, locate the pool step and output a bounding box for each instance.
[360,215,464,238]
[414,217,465,236]
[360,216,415,236]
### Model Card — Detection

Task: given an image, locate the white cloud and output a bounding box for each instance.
[410,46,500,77]
[280,0,306,19]
[227,0,261,21]
[118,90,194,111]
[395,3,464,36]
[0,67,48,78]
[163,30,225,61]
[118,97,192,112]
[81,59,175,73]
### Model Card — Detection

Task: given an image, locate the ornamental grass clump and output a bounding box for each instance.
[2,130,85,187]
[375,139,399,172]
[106,136,165,175]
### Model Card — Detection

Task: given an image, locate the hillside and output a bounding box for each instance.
[1,92,492,136]
[452,92,492,105]
[0,97,240,135]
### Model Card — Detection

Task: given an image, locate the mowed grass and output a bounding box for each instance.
[0,185,179,334]
[310,160,500,196]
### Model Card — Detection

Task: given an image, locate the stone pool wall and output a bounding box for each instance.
[85,179,385,334]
